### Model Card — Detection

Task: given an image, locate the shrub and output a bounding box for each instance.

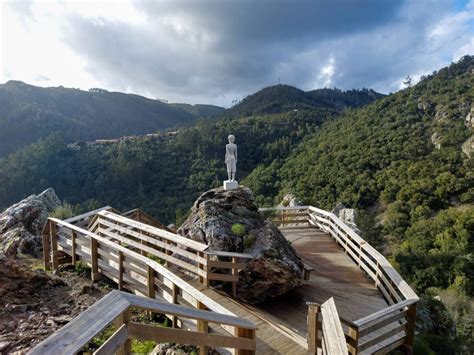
[243,234,255,249]
[231,223,246,237]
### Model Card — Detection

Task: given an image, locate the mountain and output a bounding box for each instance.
[224,84,384,118]
[0,81,224,156]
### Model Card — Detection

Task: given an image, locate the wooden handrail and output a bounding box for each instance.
[46,218,233,316]
[307,298,347,355]
[29,290,256,355]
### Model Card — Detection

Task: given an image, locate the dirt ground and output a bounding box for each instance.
[0,255,114,354]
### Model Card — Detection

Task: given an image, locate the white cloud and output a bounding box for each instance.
[317,56,336,88]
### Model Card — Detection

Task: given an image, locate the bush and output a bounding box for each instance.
[50,203,75,219]
[231,223,246,237]
[243,234,255,249]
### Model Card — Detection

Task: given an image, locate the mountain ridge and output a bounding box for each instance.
[0,80,225,156]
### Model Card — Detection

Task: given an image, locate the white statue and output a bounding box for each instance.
[224,135,238,190]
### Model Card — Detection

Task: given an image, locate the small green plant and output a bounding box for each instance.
[74,261,91,277]
[243,234,255,249]
[231,223,246,237]
[131,339,157,353]
[50,203,75,219]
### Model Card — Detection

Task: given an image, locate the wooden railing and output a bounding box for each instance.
[122,208,174,232]
[307,298,347,355]
[259,205,419,354]
[42,216,256,353]
[29,290,256,355]
[88,210,252,296]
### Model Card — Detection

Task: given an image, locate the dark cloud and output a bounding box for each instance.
[62,0,473,105]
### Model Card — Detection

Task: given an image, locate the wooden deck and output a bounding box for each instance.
[41,207,415,355]
[187,226,388,354]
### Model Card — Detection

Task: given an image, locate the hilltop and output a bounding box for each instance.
[0,81,224,156]
[225,84,384,118]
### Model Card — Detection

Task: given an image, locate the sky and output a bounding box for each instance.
[1,0,473,106]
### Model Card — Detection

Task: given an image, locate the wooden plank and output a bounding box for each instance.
[354,299,415,327]
[320,298,347,355]
[64,206,114,224]
[358,324,406,351]
[207,260,247,270]
[122,292,256,329]
[93,324,128,355]
[29,291,130,355]
[208,273,239,283]
[404,303,417,348]
[128,322,256,351]
[307,304,319,354]
[204,250,254,259]
[118,251,124,290]
[71,230,77,265]
[358,310,407,337]
[42,232,51,270]
[147,265,156,299]
[50,221,58,270]
[90,237,100,281]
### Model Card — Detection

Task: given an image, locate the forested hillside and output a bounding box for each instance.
[0,81,224,156]
[245,56,474,352]
[224,84,384,118]
[0,107,337,222]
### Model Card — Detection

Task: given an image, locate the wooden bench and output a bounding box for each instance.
[303,263,314,280]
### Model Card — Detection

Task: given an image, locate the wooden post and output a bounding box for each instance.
[50,221,59,271]
[307,303,319,355]
[42,228,51,271]
[197,302,209,355]
[198,252,209,287]
[405,303,417,350]
[115,308,131,355]
[118,251,124,291]
[147,265,156,319]
[165,240,172,267]
[71,230,77,266]
[348,325,359,355]
[171,283,178,328]
[232,256,238,298]
[235,327,256,355]
[90,237,99,281]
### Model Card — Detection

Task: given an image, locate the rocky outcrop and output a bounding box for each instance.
[0,188,60,256]
[332,203,360,233]
[278,193,302,207]
[178,187,304,304]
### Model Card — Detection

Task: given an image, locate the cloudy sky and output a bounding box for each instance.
[1,0,473,106]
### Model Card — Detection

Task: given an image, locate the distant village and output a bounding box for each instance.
[87,131,179,145]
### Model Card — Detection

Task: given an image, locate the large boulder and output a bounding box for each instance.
[178,187,303,304]
[0,188,60,256]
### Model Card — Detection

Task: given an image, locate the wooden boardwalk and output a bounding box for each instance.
[186,226,388,354]
[41,207,416,354]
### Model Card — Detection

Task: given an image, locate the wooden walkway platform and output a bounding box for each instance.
[39,206,418,354]
[185,226,388,354]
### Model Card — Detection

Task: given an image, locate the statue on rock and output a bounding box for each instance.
[224,134,238,190]
[178,186,304,304]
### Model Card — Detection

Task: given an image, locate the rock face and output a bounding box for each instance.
[278,193,302,207]
[332,203,360,233]
[0,188,60,256]
[178,187,304,304]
